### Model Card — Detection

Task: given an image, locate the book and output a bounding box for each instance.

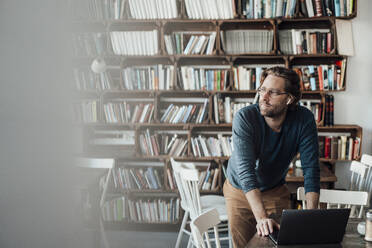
[335,19,354,56]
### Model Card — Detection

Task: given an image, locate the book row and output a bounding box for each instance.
[191,134,233,157]
[293,60,346,91]
[278,29,333,55]
[179,66,230,91]
[110,30,159,56]
[128,0,179,19]
[212,96,323,124]
[111,166,163,190]
[221,30,274,54]
[160,101,209,124]
[232,65,278,90]
[73,68,114,91]
[73,62,346,92]
[185,0,236,19]
[121,65,176,90]
[318,135,360,160]
[164,32,217,55]
[74,95,327,125]
[242,0,297,18]
[298,0,354,18]
[138,130,233,157]
[69,0,355,21]
[103,102,154,124]
[73,101,98,123]
[72,28,337,57]
[102,196,180,223]
[70,0,128,20]
[244,0,355,19]
[139,130,188,157]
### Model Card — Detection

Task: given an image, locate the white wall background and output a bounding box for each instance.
[334,0,372,189]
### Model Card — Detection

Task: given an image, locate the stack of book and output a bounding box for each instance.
[110,30,159,56]
[293,60,346,91]
[319,134,360,160]
[73,68,113,91]
[279,29,333,55]
[102,196,126,222]
[242,0,298,18]
[198,166,220,191]
[299,100,323,124]
[221,30,274,54]
[103,102,154,124]
[178,65,230,90]
[184,0,236,19]
[160,101,209,124]
[298,0,354,18]
[111,166,163,190]
[128,198,180,223]
[164,32,217,55]
[128,0,179,19]
[191,134,233,157]
[73,101,98,123]
[72,32,108,57]
[213,95,254,124]
[139,130,188,157]
[121,65,175,90]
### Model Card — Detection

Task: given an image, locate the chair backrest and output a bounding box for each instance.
[349,161,368,191]
[179,165,203,219]
[297,187,369,218]
[191,208,221,248]
[361,154,372,193]
[170,158,199,215]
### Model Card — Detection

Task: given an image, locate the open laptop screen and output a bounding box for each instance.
[269,208,350,245]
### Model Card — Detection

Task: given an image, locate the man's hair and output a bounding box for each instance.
[260,66,301,110]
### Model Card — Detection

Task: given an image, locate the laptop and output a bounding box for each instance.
[268,208,350,245]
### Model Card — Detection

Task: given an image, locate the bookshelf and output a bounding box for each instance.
[71,0,360,229]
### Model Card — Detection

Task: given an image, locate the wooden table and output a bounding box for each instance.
[245,218,372,248]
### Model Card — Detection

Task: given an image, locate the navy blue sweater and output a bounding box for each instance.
[227,104,320,194]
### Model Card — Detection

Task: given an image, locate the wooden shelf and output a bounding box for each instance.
[286,164,337,183]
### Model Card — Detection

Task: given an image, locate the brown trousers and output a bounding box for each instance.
[223,180,291,248]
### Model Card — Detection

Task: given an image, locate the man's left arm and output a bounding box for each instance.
[298,115,320,209]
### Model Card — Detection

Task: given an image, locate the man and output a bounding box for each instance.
[223,66,320,248]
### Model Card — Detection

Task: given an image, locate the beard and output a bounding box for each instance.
[259,99,287,118]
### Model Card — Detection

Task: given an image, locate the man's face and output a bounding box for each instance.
[258,74,291,118]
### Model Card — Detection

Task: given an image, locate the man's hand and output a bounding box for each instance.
[256,218,280,236]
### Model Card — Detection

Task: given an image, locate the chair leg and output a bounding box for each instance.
[228,223,232,248]
[187,235,193,248]
[176,211,190,248]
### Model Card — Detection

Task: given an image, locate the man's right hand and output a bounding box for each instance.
[256,218,280,236]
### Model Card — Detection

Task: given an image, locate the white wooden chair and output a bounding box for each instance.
[170,158,231,248]
[297,187,369,218]
[191,208,221,248]
[349,161,368,191]
[361,154,372,193]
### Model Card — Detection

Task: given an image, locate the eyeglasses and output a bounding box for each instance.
[257,87,288,98]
